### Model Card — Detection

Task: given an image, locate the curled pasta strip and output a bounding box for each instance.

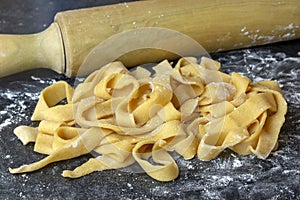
[31,81,74,122]
[9,57,287,182]
[9,127,106,174]
[132,140,179,182]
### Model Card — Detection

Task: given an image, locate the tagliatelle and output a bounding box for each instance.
[9,57,287,182]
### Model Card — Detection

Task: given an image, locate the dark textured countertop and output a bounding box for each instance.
[0,1,299,199]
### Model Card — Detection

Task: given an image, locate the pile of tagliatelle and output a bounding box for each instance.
[9,57,287,182]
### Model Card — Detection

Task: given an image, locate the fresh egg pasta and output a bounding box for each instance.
[9,57,287,182]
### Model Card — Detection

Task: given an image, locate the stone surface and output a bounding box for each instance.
[0,1,299,199]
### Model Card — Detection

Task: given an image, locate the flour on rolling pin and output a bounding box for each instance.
[236,23,300,48]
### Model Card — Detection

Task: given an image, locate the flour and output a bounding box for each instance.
[214,49,300,105]
[127,183,133,190]
[0,73,61,133]
[232,158,243,168]
[5,154,11,159]
[240,23,300,45]
[30,75,57,85]
[0,89,40,132]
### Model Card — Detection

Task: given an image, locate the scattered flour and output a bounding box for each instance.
[127,183,133,190]
[0,89,40,132]
[0,75,60,133]
[30,75,57,85]
[215,49,300,105]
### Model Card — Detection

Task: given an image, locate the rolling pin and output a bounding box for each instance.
[0,0,300,78]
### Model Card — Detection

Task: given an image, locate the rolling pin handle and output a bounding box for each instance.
[0,23,65,78]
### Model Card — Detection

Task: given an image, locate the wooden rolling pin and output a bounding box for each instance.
[1,0,300,77]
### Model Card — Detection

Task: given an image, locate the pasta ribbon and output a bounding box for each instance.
[9,57,287,182]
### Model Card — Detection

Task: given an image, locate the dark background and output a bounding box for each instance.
[0,0,135,34]
[0,1,299,199]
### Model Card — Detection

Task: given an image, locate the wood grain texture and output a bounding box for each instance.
[55,0,300,76]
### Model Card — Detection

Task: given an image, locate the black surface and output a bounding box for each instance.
[1,1,300,200]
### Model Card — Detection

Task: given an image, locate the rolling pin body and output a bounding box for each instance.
[1,0,300,77]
